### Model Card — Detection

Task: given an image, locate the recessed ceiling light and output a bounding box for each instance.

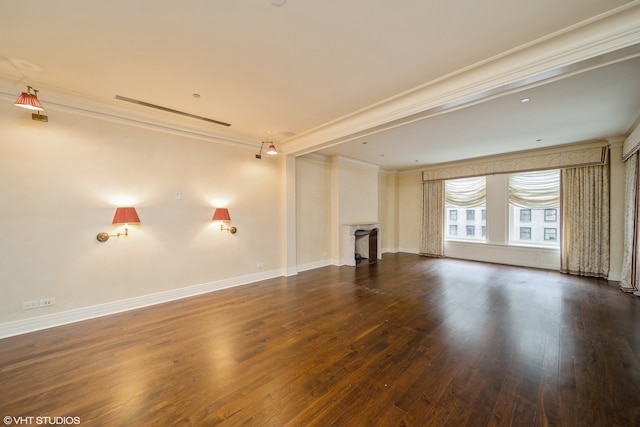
[536,138,542,142]
[270,0,286,5]
[362,141,368,144]
[192,93,201,98]
[520,97,531,103]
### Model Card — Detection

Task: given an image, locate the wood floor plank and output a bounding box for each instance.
[1,254,640,426]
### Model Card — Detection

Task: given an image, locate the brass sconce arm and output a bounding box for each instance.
[96,228,131,242]
[219,224,237,234]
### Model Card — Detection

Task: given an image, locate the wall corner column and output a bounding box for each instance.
[283,154,298,276]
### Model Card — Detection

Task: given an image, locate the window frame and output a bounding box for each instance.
[544,209,557,222]
[544,228,558,241]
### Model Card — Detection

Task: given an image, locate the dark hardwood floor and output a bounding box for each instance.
[1,253,640,426]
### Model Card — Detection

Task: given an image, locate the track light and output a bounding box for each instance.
[14,86,48,122]
[14,86,44,111]
[255,141,278,159]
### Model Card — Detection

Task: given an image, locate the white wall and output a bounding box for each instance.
[378,170,398,253]
[0,103,283,334]
[333,157,379,224]
[397,170,422,253]
[295,155,332,270]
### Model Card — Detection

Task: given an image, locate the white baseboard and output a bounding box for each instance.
[0,269,281,339]
[398,247,420,255]
[296,259,332,272]
[283,266,299,277]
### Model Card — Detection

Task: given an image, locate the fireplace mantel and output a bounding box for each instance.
[341,223,381,266]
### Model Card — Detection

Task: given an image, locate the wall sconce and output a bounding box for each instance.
[14,86,48,122]
[212,208,237,234]
[255,141,278,159]
[96,207,141,242]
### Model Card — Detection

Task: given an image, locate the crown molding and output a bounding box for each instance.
[0,81,258,151]
[297,152,332,164]
[280,3,640,157]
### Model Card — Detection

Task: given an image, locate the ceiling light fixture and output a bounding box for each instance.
[14,86,44,111]
[255,141,278,159]
[520,97,531,103]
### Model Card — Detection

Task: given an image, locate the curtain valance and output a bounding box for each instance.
[622,122,640,161]
[422,143,608,182]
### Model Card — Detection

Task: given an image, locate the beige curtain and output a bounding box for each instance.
[420,180,444,257]
[560,163,610,278]
[620,152,639,294]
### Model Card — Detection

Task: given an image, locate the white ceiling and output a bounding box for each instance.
[317,56,640,168]
[1,0,639,170]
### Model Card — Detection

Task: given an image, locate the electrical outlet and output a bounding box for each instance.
[22,300,39,310]
[39,298,56,307]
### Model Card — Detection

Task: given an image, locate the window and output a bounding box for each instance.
[544,209,557,222]
[509,170,560,246]
[481,226,486,237]
[481,209,486,221]
[544,228,557,241]
[444,176,486,242]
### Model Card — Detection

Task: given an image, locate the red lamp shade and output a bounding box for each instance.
[212,208,231,221]
[266,143,278,155]
[112,207,140,224]
[14,87,44,111]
